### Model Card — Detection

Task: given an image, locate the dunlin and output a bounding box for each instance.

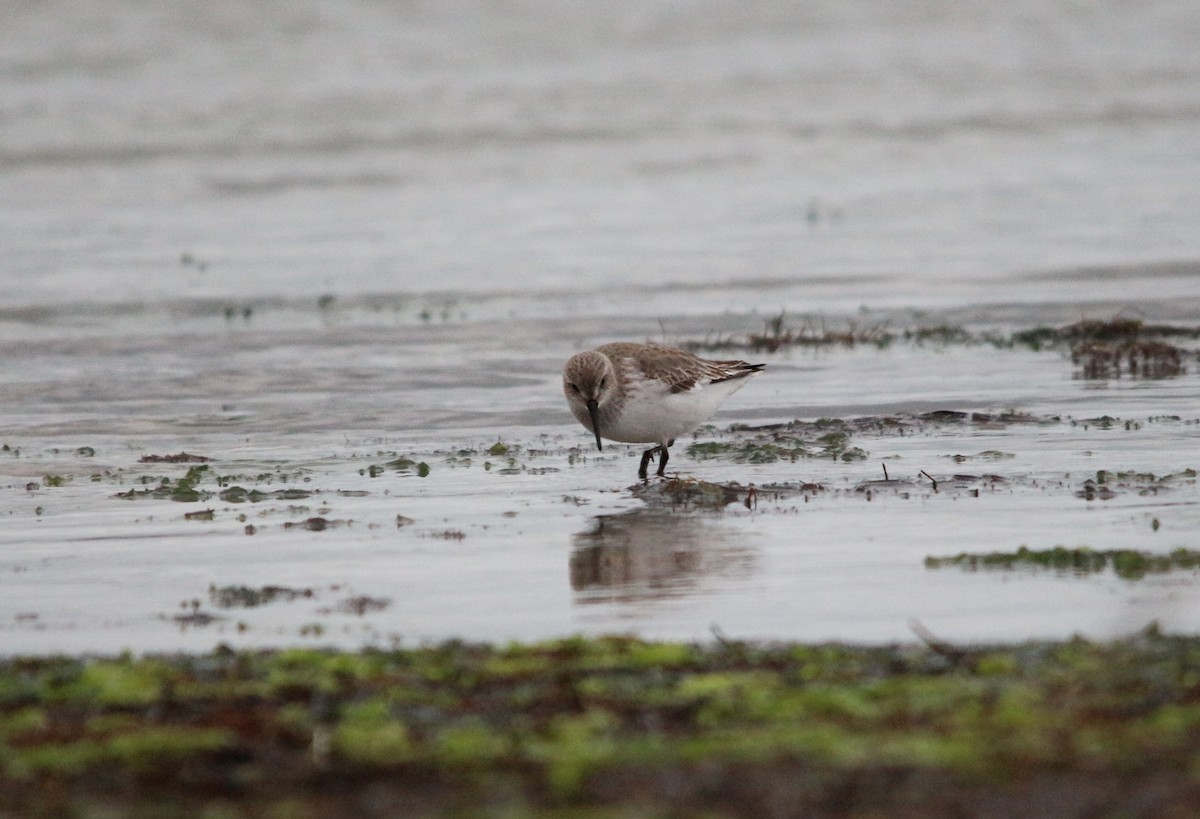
[562,342,764,479]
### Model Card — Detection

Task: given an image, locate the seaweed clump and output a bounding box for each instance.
[686,312,893,353]
[925,546,1200,580]
[687,419,868,465]
[680,314,1197,380]
[1019,318,1195,379]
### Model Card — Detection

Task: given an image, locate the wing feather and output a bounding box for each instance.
[596,343,764,394]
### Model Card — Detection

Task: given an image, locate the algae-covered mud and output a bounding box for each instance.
[4,631,1200,818]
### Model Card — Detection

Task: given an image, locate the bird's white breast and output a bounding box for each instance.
[603,369,751,445]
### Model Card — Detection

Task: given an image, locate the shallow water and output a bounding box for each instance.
[2,307,1198,654]
[2,0,1200,653]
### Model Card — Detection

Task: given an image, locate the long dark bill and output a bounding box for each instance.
[586,399,602,451]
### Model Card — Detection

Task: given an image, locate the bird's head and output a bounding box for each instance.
[562,351,615,451]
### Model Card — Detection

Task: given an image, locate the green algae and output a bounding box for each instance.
[685,422,868,465]
[62,658,176,707]
[208,584,314,608]
[5,726,233,779]
[218,486,313,503]
[115,463,318,503]
[379,457,430,477]
[5,632,1200,815]
[334,699,413,765]
[925,546,1200,579]
[685,439,806,463]
[115,464,215,502]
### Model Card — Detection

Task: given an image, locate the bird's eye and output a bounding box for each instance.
[569,383,581,394]
[598,377,607,390]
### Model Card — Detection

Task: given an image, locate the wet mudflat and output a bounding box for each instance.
[4,0,1200,655]
[2,308,1199,654]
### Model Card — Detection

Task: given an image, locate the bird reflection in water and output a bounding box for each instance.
[569,508,756,604]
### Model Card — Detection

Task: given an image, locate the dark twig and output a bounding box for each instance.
[920,470,938,491]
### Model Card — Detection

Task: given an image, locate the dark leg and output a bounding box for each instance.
[638,447,656,480]
[639,441,675,480]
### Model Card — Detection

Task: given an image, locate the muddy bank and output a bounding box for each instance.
[3,630,1200,818]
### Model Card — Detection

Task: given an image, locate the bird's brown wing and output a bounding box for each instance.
[598,343,763,394]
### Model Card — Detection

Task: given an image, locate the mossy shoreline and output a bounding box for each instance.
[4,630,1200,817]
